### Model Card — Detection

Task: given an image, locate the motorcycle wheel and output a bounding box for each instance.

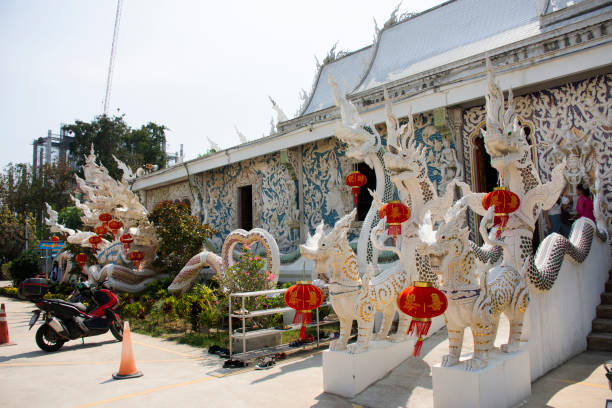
[36,324,65,352]
[110,317,123,341]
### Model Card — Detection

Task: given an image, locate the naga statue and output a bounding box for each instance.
[168,228,280,295]
[417,203,527,370]
[329,75,395,272]
[300,209,410,353]
[461,60,607,293]
[46,148,281,294]
[46,147,162,292]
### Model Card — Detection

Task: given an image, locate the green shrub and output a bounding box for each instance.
[148,201,215,278]
[1,261,12,280]
[10,250,40,285]
[123,302,145,319]
[0,286,19,298]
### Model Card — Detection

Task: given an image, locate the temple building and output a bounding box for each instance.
[132,0,612,260]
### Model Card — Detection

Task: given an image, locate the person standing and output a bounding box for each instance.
[575,184,595,222]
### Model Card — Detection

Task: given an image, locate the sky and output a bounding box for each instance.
[0,0,446,170]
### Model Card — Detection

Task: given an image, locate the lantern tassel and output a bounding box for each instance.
[407,318,431,356]
[412,337,424,357]
[292,311,312,340]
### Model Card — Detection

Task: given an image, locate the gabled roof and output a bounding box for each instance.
[300,46,374,115]
[355,0,540,92]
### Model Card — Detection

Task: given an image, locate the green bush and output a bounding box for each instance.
[1,261,12,280]
[10,250,40,285]
[0,286,19,298]
[148,201,215,278]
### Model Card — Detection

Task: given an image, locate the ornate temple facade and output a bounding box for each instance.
[133,0,612,256]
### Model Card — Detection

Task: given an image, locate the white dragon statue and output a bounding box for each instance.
[417,202,527,370]
[461,60,607,293]
[300,209,410,353]
[329,75,396,272]
[46,147,280,294]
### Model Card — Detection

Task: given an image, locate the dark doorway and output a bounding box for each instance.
[473,135,498,194]
[472,134,499,245]
[356,163,376,221]
[238,185,253,230]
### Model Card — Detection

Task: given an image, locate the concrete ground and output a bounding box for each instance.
[1,293,611,408]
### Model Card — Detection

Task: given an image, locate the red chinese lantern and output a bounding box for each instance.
[75,253,89,272]
[94,225,107,237]
[482,186,520,238]
[397,281,448,357]
[108,219,123,240]
[284,281,324,340]
[51,236,59,246]
[120,233,133,251]
[88,235,102,252]
[345,171,368,204]
[378,200,411,238]
[98,213,112,228]
[129,250,144,270]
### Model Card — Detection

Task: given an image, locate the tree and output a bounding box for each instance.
[9,250,40,285]
[0,207,37,261]
[63,114,167,180]
[148,201,215,277]
[0,161,73,239]
[57,206,83,230]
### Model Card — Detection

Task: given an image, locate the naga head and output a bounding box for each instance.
[329,74,380,160]
[482,59,530,170]
[383,98,428,181]
[417,202,470,275]
[300,209,356,281]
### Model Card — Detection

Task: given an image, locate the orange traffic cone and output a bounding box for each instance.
[112,321,142,379]
[0,304,16,346]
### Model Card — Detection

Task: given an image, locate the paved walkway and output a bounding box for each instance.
[0,293,610,407]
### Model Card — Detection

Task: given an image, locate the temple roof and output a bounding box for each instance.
[355,0,540,92]
[300,46,374,115]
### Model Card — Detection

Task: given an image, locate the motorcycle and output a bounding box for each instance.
[24,279,123,352]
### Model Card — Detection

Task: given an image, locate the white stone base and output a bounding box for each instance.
[323,338,417,398]
[323,315,446,398]
[432,349,531,408]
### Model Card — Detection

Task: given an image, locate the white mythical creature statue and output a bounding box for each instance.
[329,75,396,271]
[417,203,527,370]
[46,147,163,292]
[461,60,606,292]
[300,209,410,353]
[167,228,280,295]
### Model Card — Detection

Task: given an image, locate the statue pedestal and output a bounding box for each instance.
[323,315,445,398]
[432,349,531,408]
[323,338,416,398]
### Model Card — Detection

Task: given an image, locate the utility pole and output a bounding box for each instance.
[103,0,123,116]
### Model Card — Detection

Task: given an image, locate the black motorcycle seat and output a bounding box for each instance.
[53,299,87,312]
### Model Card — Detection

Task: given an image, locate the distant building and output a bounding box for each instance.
[32,129,76,170]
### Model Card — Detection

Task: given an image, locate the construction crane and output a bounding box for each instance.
[103,0,123,116]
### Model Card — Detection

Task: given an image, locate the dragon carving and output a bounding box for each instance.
[46,148,280,294]
[329,75,395,272]
[461,60,607,292]
[417,203,527,370]
[300,209,410,353]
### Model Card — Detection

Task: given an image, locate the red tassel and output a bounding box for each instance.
[388,224,402,239]
[352,187,360,204]
[412,337,424,357]
[407,319,431,338]
[293,311,312,340]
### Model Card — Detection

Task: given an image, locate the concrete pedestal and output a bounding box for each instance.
[323,338,417,398]
[432,350,531,408]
